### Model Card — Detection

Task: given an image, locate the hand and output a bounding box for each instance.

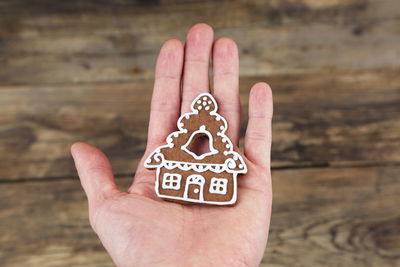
[71,23,273,267]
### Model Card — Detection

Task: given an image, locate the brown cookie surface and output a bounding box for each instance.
[145,93,247,205]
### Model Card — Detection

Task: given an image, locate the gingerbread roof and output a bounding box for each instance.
[144,93,247,174]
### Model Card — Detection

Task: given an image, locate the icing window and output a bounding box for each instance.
[162,173,182,190]
[209,178,228,195]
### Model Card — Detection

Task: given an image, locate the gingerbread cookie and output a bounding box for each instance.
[144,93,247,205]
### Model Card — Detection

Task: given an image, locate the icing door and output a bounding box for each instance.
[184,175,205,201]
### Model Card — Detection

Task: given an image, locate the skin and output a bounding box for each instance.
[71,23,273,267]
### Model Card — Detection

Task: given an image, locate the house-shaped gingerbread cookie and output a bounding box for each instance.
[144,93,247,205]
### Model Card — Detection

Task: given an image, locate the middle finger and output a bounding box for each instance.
[181,23,214,114]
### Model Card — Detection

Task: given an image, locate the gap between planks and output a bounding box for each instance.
[1,161,400,184]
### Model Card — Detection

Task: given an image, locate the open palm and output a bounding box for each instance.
[71,24,273,267]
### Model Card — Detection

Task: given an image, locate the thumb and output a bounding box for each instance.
[71,142,119,204]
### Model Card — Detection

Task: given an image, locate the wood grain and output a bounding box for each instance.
[1,68,399,180]
[1,0,399,265]
[1,166,399,266]
[0,0,373,17]
[0,0,399,84]
[263,166,400,266]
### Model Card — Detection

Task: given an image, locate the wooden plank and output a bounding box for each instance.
[1,68,399,180]
[0,0,373,20]
[1,166,399,266]
[1,0,388,39]
[0,0,399,84]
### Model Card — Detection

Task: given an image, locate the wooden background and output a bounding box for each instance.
[1,0,399,266]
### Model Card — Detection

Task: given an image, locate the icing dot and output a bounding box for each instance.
[216,117,221,121]
[185,115,189,119]
[220,126,224,130]
[194,188,200,193]
[168,143,174,148]
[203,101,207,106]
[239,164,244,168]
[197,100,201,104]
[223,151,228,155]
[208,100,212,104]
[179,122,184,127]
[200,125,206,130]
[203,96,207,100]
[198,105,202,110]
[226,144,230,148]
[145,158,151,164]
[173,133,179,137]
[233,155,238,160]
[205,106,210,111]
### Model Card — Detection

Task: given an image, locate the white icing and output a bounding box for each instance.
[226,158,237,169]
[162,173,182,190]
[153,152,164,163]
[209,178,228,195]
[184,175,205,201]
[161,160,229,173]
